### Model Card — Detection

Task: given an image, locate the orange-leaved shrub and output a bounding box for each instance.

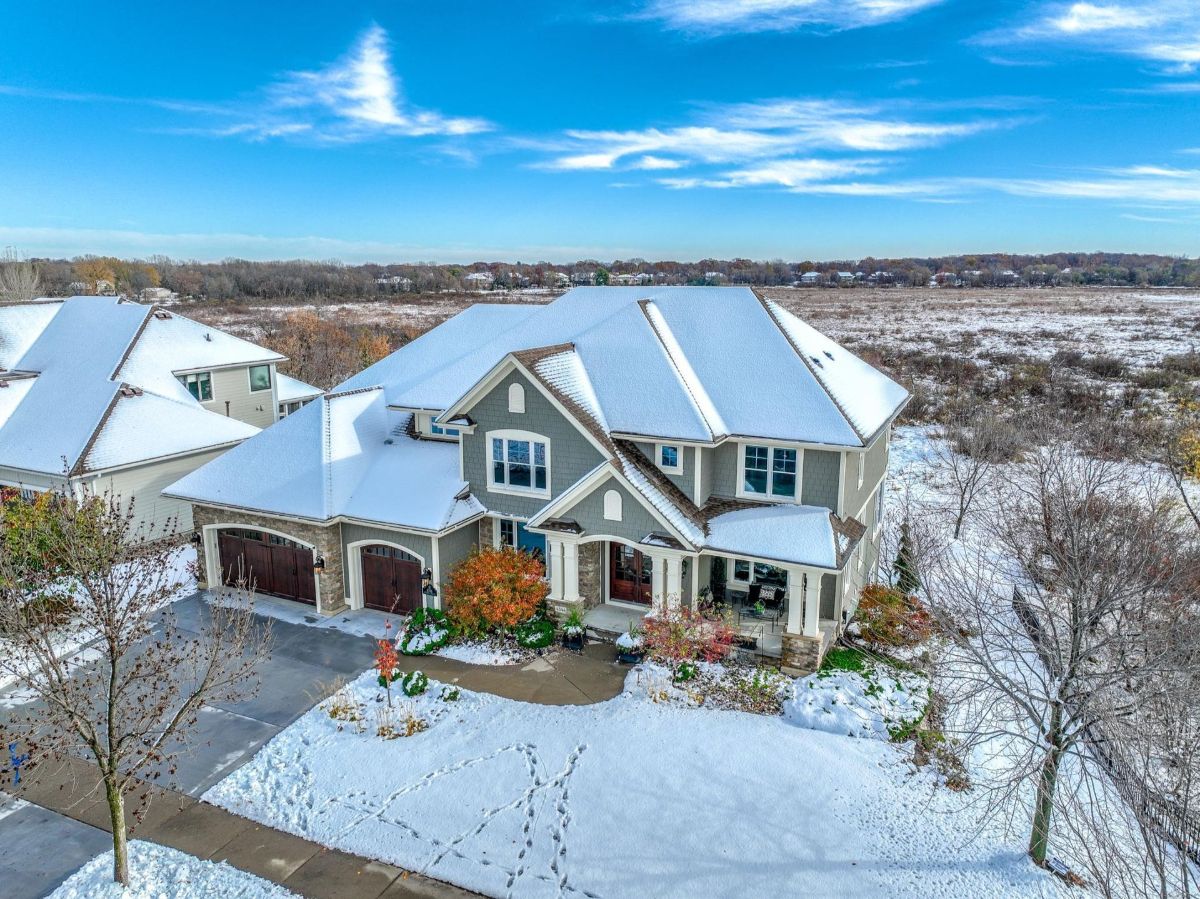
[444,547,547,636]
[855,584,933,649]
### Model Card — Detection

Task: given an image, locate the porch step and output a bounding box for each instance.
[585,625,623,644]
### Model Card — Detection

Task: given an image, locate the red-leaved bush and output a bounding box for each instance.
[444,547,547,636]
[642,607,737,665]
[856,584,933,649]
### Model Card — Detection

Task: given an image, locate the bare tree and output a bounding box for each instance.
[0,492,270,887]
[932,411,1016,539]
[922,441,1200,875]
[0,253,40,304]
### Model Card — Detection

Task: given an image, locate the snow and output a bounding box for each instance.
[49,841,298,899]
[205,669,1061,899]
[705,502,842,568]
[436,641,521,666]
[784,661,930,741]
[0,300,61,369]
[275,372,322,403]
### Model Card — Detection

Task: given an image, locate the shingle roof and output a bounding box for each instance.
[0,296,269,476]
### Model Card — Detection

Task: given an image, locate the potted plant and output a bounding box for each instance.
[561,606,586,650]
[615,621,645,664]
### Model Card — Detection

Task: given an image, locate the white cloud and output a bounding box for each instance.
[984,165,1200,202]
[260,24,492,139]
[641,0,944,34]
[1000,2,1200,72]
[534,98,1007,172]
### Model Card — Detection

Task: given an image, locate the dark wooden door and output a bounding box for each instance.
[360,546,422,613]
[217,530,315,604]
[609,543,653,605]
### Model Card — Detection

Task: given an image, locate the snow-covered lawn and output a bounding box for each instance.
[205,669,1059,899]
[50,841,297,899]
[0,545,197,693]
[437,640,522,666]
[784,654,930,741]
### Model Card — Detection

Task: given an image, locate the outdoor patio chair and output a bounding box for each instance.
[747,583,763,608]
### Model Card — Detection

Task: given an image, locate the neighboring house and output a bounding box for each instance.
[834,271,855,284]
[166,287,908,673]
[276,373,324,419]
[375,275,413,291]
[0,296,319,535]
[549,271,571,289]
[140,286,177,302]
[463,272,494,290]
[798,272,822,286]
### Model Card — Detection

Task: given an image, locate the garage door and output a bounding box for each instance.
[217,528,316,604]
[360,545,423,614]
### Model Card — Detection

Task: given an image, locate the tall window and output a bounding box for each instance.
[248,364,272,392]
[742,444,798,498]
[491,434,548,493]
[178,371,212,401]
[499,518,516,547]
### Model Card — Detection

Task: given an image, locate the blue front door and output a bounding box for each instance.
[517,523,545,560]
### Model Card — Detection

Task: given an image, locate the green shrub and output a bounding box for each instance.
[398,607,453,656]
[516,616,554,649]
[401,670,428,696]
[673,661,698,683]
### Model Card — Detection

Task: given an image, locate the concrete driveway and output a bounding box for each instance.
[0,590,380,897]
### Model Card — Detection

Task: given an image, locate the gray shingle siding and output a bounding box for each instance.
[710,442,739,498]
[841,431,889,521]
[461,369,605,519]
[819,572,836,619]
[437,520,479,581]
[801,450,840,513]
[558,476,664,545]
[633,440,692,498]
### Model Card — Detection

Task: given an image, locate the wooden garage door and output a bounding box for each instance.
[217,529,316,604]
[360,545,423,614]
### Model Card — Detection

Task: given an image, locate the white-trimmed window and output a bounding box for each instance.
[488,430,549,496]
[857,452,865,489]
[733,559,751,583]
[657,444,682,473]
[430,422,460,438]
[603,489,623,521]
[498,518,516,547]
[178,371,212,401]
[740,444,798,499]
[508,382,526,413]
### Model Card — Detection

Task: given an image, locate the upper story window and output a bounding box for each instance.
[508,383,525,414]
[178,371,213,401]
[741,444,797,499]
[430,422,460,438]
[248,364,272,392]
[657,444,682,473]
[489,430,549,496]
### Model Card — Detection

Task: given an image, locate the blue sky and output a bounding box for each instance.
[2,1,1198,262]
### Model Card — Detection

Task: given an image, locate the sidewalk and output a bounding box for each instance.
[14,755,476,899]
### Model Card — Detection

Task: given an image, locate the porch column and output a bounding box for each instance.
[664,556,682,610]
[785,566,803,634]
[547,538,564,601]
[650,553,665,612]
[562,541,581,603]
[803,569,821,638]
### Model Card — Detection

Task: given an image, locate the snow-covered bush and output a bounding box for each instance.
[398,607,451,656]
[516,616,554,649]
[402,669,428,696]
[783,650,929,740]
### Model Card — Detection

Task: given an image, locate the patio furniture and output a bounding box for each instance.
[710,581,727,605]
[747,583,763,607]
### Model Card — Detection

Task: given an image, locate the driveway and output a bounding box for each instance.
[0,590,380,897]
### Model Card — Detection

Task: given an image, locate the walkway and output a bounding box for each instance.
[2,591,631,897]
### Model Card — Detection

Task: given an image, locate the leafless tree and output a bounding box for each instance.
[932,411,1017,539]
[0,492,270,887]
[921,441,1200,879]
[0,255,40,304]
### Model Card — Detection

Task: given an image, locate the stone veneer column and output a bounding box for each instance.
[577,542,602,607]
[478,516,495,549]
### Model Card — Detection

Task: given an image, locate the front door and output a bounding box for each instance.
[360,545,423,614]
[609,543,653,605]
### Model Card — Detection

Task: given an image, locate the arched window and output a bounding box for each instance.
[508,382,526,414]
[603,488,623,521]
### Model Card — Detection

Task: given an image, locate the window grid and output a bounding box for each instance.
[743,445,797,498]
[491,436,548,492]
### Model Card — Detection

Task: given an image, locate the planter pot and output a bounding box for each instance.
[562,632,585,650]
[617,650,645,665]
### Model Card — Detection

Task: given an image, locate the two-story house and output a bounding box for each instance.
[0,295,320,535]
[165,287,907,673]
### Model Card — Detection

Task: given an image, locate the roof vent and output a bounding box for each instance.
[204,333,212,342]
[0,380,8,389]
[154,310,172,320]
[384,438,394,445]
[823,351,834,360]
[809,355,824,368]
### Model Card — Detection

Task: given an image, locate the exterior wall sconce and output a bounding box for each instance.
[421,567,438,598]
[313,556,326,572]
[190,531,202,545]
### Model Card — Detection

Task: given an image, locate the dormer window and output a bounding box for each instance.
[488,430,549,496]
[657,444,682,474]
[430,422,460,438]
[740,444,797,499]
[177,371,212,401]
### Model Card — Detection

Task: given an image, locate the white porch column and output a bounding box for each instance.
[664,556,682,610]
[803,569,822,638]
[785,566,803,634]
[562,540,581,603]
[547,538,564,601]
[650,554,665,612]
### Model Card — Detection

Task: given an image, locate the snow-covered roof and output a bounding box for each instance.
[164,388,483,531]
[0,296,276,476]
[276,372,323,404]
[704,504,851,570]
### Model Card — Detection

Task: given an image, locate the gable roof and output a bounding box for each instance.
[0,296,271,477]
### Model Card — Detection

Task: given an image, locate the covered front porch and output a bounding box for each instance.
[545,533,841,673]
